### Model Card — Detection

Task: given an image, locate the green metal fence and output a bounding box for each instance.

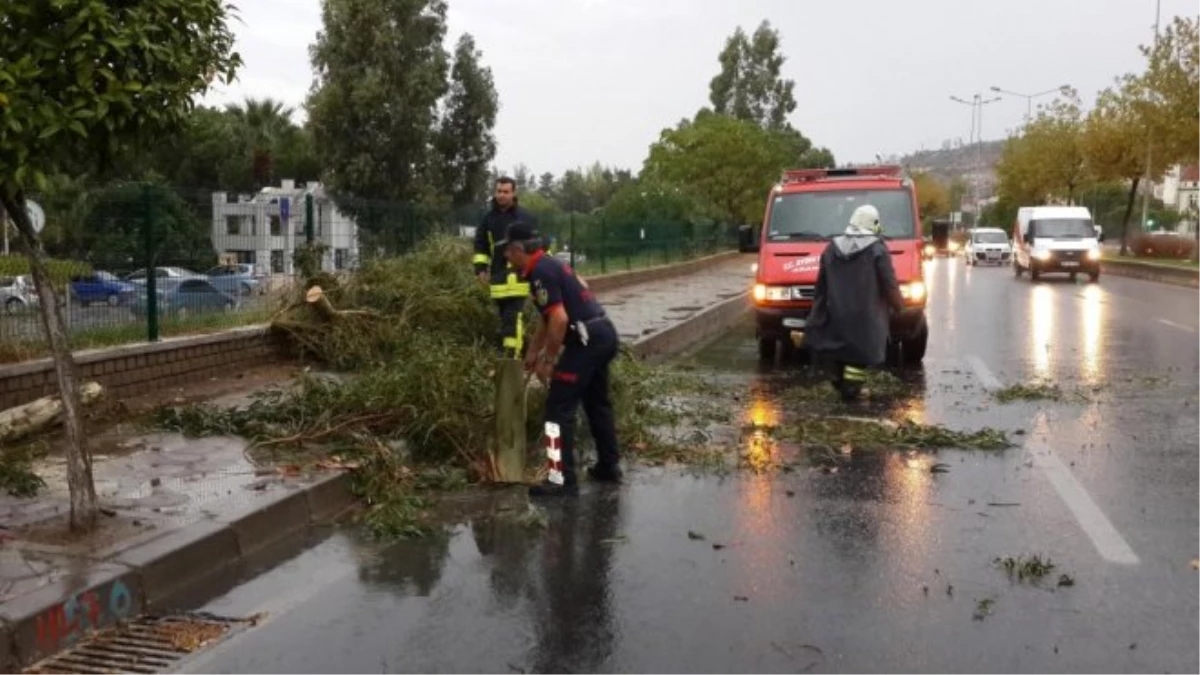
[0,180,736,363]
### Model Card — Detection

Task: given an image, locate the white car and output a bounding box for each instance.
[0,275,37,314]
[965,228,1013,266]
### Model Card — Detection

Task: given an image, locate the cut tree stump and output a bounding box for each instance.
[493,358,526,482]
[0,381,103,444]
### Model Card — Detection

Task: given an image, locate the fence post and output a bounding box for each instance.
[600,216,608,274]
[305,193,315,245]
[142,184,159,342]
[569,213,576,268]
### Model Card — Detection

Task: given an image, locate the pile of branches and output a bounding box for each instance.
[158,236,695,482]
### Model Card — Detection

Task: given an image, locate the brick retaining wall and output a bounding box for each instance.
[0,327,277,411]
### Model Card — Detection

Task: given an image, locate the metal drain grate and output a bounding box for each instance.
[25,612,256,674]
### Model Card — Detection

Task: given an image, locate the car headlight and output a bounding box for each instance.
[1034,249,1053,261]
[900,281,927,303]
[923,244,935,255]
[751,262,758,273]
[948,241,960,252]
[754,284,796,302]
[1086,248,1101,260]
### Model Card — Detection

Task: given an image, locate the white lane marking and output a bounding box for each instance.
[969,357,1140,565]
[965,354,1002,392]
[1156,318,1197,333]
[1025,435,1141,565]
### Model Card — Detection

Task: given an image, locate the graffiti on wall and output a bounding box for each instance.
[34,578,136,654]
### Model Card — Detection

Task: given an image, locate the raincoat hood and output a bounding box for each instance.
[832,224,884,259]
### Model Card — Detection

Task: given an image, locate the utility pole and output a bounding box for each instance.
[1138,0,1162,234]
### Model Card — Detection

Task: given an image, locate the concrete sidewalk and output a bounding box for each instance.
[600,255,753,344]
[0,252,754,670]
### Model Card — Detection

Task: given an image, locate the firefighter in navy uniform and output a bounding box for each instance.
[497,222,621,497]
[474,177,539,357]
[804,204,910,402]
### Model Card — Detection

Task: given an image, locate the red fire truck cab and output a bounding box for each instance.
[738,165,929,364]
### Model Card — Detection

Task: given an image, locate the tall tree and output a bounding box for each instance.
[307,0,450,247]
[1083,82,1172,255]
[643,112,791,224]
[558,169,592,213]
[225,98,297,190]
[708,21,797,131]
[1141,16,1199,257]
[995,91,1085,206]
[0,0,240,531]
[537,172,556,198]
[433,34,499,208]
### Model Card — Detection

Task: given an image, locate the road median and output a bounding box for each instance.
[1101,258,1199,288]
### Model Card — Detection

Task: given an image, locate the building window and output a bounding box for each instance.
[270,249,285,274]
[232,250,254,264]
[334,248,347,270]
[225,216,240,236]
[270,215,282,236]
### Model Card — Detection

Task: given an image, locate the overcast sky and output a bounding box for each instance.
[201,0,1195,176]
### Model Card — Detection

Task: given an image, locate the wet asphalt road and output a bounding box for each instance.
[176,259,1198,674]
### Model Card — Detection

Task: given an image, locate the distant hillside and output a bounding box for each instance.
[897,140,1004,180]
[868,139,1006,200]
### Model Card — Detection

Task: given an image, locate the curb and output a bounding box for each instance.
[631,292,751,361]
[1101,259,1199,288]
[586,250,742,293]
[0,471,356,669]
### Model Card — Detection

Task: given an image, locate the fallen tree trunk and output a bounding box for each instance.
[304,286,379,322]
[0,381,104,444]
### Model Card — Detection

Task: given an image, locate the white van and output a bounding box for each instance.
[1013,206,1102,282]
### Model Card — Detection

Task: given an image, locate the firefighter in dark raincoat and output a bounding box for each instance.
[803,204,909,401]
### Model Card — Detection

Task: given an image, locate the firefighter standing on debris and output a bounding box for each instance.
[474,177,539,357]
[804,204,910,402]
[498,222,622,497]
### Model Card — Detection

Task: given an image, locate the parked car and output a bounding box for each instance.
[70,271,137,306]
[964,228,1013,266]
[204,263,263,296]
[123,266,203,285]
[130,278,238,318]
[0,275,36,314]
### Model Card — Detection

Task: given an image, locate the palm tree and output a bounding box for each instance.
[225,98,297,189]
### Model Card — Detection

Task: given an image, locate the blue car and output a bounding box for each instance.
[70,271,136,307]
[131,278,238,318]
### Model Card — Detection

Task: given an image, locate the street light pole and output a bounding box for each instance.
[989,85,1072,123]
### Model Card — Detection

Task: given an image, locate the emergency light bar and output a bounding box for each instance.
[781,165,903,184]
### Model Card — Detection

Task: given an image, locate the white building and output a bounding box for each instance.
[210,180,359,276]
[1154,164,1199,233]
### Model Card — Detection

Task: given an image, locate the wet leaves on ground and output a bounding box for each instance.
[995,554,1060,583]
[972,597,996,621]
[994,383,1064,403]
